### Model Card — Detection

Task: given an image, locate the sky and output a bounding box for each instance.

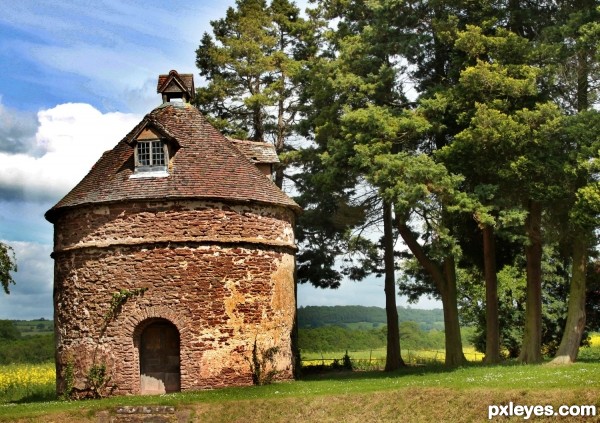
[0,0,439,320]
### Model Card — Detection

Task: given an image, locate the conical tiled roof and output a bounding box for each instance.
[45,103,299,222]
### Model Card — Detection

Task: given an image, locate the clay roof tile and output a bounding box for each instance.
[229,138,279,164]
[45,104,300,222]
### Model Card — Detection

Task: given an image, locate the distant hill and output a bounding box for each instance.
[12,318,53,336]
[297,305,444,331]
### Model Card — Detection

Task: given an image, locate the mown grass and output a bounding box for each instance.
[2,339,599,421]
[1,360,600,422]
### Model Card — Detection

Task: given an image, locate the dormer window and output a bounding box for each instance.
[132,139,169,178]
[137,140,166,167]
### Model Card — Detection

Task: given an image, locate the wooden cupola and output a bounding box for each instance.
[157,70,195,103]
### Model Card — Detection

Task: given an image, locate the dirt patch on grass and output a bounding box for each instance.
[191,388,598,422]
[4,387,599,422]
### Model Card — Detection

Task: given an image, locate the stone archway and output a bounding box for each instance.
[137,318,180,394]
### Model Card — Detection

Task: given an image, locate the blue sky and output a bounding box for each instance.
[0,0,439,319]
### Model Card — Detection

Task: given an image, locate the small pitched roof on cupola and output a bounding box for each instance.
[157,70,195,103]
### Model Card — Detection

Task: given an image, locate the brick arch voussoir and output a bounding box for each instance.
[123,305,191,345]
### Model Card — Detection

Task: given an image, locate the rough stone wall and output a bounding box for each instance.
[53,200,295,252]
[52,200,296,395]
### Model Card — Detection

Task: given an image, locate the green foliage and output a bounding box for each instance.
[195,0,309,145]
[60,359,74,401]
[84,363,115,399]
[298,320,447,353]
[203,0,600,367]
[398,321,445,351]
[60,361,116,400]
[299,325,386,352]
[0,242,17,295]
[0,320,53,365]
[458,245,593,358]
[298,305,386,328]
[0,335,54,365]
[587,261,600,332]
[248,340,280,386]
[459,263,525,358]
[0,321,20,341]
[104,288,148,322]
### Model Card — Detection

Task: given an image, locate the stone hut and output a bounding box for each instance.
[45,70,300,396]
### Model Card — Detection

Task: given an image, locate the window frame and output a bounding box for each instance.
[133,139,169,175]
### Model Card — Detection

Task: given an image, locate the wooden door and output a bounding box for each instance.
[140,320,180,394]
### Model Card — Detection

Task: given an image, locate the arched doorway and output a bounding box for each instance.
[138,319,180,394]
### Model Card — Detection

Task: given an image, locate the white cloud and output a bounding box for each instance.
[0,240,53,319]
[0,103,141,202]
[0,103,140,319]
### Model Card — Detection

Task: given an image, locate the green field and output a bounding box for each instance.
[1,340,600,422]
[1,360,599,422]
[11,319,53,337]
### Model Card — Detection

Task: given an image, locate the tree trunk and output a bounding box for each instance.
[576,42,589,113]
[273,73,286,189]
[482,224,501,364]
[518,200,543,364]
[397,221,466,366]
[274,167,285,189]
[550,21,591,366]
[251,79,265,142]
[383,202,404,371]
[551,236,587,364]
[441,256,467,366]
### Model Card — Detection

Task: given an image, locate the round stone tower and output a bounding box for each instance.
[45,71,300,396]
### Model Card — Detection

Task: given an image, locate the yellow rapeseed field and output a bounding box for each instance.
[0,362,55,402]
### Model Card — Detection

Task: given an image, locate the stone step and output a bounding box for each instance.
[96,406,192,423]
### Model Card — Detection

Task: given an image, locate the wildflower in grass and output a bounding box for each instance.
[0,363,55,403]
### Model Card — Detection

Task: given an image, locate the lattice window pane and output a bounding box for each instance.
[136,140,167,169]
[152,142,165,166]
[137,142,151,166]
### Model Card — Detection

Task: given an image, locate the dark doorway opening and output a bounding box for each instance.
[139,319,180,394]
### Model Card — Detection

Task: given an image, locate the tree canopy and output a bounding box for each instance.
[0,242,17,295]
[196,0,600,366]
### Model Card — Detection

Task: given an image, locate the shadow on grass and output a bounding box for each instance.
[5,390,57,405]
[297,356,549,384]
[299,361,466,382]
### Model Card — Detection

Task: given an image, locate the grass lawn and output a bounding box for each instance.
[3,339,599,421]
[1,360,599,422]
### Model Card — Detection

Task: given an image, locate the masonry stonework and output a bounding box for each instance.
[46,71,300,396]
[52,200,296,394]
